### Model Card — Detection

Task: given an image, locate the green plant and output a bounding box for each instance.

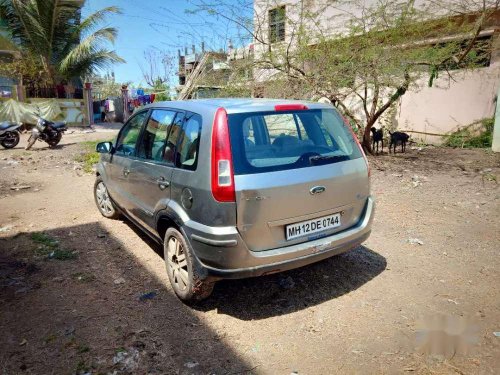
[31,232,58,247]
[0,0,124,84]
[75,359,89,374]
[30,232,77,260]
[192,0,498,153]
[44,334,57,344]
[75,140,111,173]
[444,118,494,148]
[75,152,100,174]
[77,344,90,354]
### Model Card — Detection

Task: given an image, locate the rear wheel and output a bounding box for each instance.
[25,135,36,150]
[94,178,120,219]
[164,227,214,302]
[48,132,62,147]
[1,131,20,149]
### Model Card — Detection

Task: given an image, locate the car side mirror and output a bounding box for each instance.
[96,141,113,153]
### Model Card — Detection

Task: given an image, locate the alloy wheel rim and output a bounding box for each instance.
[95,182,113,215]
[167,236,189,291]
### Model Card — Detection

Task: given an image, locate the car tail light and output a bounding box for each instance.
[341,115,371,177]
[274,104,309,111]
[211,107,235,202]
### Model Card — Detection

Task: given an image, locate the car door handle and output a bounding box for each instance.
[157,177,170,190]
[123,168,130,177]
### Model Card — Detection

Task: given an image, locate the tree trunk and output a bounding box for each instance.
[362,120,375,154]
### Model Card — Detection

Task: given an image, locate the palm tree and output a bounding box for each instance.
[0,0,124,85]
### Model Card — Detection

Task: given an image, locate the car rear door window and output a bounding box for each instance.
[228,108,362,174]
[176,113,202,170]
[115,111,148,156]
[137,109,176,162]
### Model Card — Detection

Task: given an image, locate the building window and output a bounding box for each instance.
[269,6,285,43]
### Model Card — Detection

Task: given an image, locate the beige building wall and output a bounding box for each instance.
[396,31,500,144]
[253,0,500,144]
[396,65,500,144]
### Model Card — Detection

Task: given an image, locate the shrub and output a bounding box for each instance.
[444,118,494,148]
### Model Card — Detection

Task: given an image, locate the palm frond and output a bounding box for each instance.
[90,27,119,44]
[77,6,122,34]
[0,0,124,82]
[59,49,125,79]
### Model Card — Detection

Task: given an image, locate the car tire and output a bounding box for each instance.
[93,177,120,219]
[164,227,214,302]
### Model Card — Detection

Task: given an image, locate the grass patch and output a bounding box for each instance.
[49,249,78,260]
[30,232,77,260]
[444,118,494,148]
[77,344,90,354]
[31,232,59,247]
[74,140,112,174]
[75,359,90,374]
[44,334,57,344]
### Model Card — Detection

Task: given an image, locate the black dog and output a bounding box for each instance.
[370,127,384,154]
[388,131,410,153]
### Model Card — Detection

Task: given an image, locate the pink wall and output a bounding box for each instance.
[396,66,500,144]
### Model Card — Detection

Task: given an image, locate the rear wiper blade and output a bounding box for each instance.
[309,154,348,164]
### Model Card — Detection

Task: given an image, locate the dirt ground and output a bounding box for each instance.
[0,131,499,375]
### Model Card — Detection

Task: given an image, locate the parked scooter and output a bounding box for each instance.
[0,121,21,149]
[26,117,67,150]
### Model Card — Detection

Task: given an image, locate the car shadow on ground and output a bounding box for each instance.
[121,220,387,321]
[197,246,386,320]
[0,222,253,374]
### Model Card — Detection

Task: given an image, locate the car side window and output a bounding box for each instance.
[115,111,148,156]
[176,113,202,170]
[163,112,185,165]
[137,109,176,161]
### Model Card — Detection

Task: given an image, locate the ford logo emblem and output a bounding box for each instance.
[310,186,326,195]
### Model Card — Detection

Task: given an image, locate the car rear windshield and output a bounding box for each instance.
[227,108,362,175]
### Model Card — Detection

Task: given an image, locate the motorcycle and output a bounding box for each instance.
[0,121,21,149]
[26,117,67,150]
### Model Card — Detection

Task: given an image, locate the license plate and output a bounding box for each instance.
[286,213,341,241]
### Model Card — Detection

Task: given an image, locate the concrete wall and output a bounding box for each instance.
[396,66,500,144]
[252,1,500,145]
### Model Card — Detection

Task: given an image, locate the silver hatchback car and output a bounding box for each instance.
[94,99,374,301]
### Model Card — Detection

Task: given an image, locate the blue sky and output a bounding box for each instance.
[82,0,252,87]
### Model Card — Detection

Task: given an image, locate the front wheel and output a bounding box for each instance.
[25,135,36,150]
[164,228,214,302]
[47,132,62,147]
[94,178,120,219]
[1,131,20,149]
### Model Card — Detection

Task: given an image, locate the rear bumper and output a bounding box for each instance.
[183,196,375,280]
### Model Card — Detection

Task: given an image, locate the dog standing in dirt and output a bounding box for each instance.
[370,127,384,154]
[388,131,410,153]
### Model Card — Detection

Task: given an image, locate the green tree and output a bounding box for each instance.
[0,0,124,85]
[150,78,171,102]
[192,0,499,152]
